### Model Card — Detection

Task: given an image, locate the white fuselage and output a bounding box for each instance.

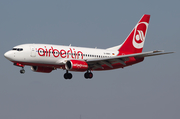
[5,44,118,68]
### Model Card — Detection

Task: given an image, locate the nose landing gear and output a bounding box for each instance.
[13,63,25,74]
[20,68,25,74]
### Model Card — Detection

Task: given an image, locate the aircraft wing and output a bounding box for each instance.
[85,50,173,69]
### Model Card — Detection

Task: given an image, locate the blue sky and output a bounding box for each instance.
[0,0,179,119]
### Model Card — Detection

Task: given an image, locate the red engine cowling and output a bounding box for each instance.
[31,66,54,73]
[65,60,88,72]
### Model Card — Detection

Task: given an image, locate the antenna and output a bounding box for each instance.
[80,115,81,119]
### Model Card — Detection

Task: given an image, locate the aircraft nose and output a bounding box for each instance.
[4,51,12,60]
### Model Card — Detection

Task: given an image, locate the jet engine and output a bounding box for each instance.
[65,60,88,71]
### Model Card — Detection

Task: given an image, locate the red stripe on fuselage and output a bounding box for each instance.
[12,61,65,69]
[11,57,144,71]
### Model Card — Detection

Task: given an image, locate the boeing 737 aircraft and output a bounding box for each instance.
[4,14,173,79]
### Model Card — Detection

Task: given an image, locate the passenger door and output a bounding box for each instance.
[30,46,36,57]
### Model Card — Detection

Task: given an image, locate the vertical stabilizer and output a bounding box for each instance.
[117,14,150,55]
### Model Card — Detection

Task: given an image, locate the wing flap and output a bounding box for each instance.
[100,60,113,68]
[115,58,126,66]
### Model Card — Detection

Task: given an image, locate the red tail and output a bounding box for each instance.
[118,14,150,55]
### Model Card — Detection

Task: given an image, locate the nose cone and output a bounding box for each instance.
[4,51,13,61]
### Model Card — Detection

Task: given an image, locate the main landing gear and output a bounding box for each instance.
[63,70,93,79]
[64,70,72,79]
[84,70,93,79]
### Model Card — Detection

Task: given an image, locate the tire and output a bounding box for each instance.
[67,73,72,79]
[20,69,25,74]
[64,73,72,79]
[89,72,93,79]
[64,73,68,79]
[84,73,89,79]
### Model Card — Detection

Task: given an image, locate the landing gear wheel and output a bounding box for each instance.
[64,70,72,79]
[84,71,93,79]
[64,73,68,79]
[89,72,93,79]
[84,73,88,79]
[20,69,25,74]
[66,73,72,79]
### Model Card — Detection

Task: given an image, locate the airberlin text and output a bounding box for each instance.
[37,46,83,59]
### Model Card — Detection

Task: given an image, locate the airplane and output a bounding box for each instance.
[4,14,173,79]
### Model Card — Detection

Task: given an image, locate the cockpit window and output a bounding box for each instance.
[12,48,23,51]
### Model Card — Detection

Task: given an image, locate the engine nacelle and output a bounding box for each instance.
[31,66,54,73]
[65,60,88,72]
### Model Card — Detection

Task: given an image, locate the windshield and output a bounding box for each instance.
[12,48,23,51]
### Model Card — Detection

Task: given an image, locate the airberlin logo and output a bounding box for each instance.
[37,46,83,59]
[132,22,148,49]
[73,64,88,68]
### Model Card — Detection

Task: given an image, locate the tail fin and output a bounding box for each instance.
[118,14,150,55]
